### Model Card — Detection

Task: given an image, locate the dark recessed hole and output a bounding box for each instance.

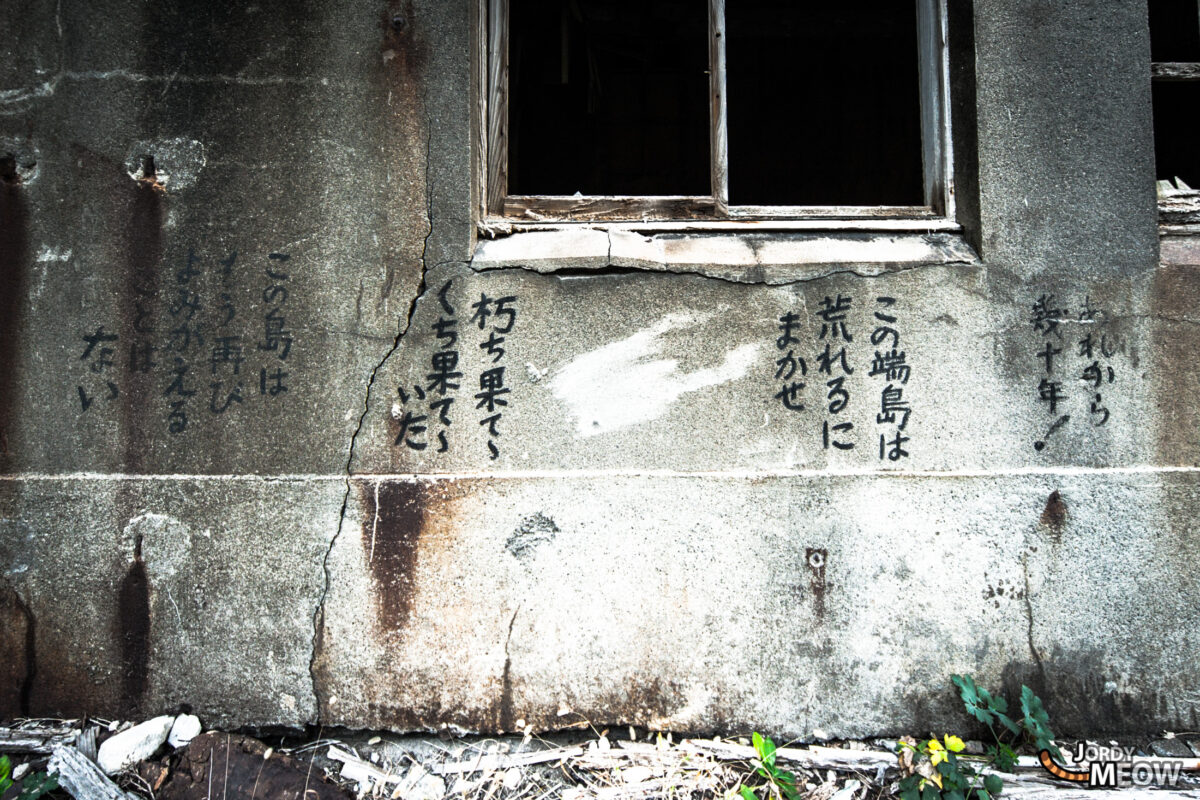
[140,155,157,180]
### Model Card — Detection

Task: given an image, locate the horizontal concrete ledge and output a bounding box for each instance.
[473,229,978,283]
[8,465,1200,481]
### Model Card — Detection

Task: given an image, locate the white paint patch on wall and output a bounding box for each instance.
[552,312,761,437]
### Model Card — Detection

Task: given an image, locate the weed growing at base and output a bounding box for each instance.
[738,731,801,800]
[895,674,1060,800]
[0,754,58,800]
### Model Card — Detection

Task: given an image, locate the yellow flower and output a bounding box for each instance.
[944,735,965,753]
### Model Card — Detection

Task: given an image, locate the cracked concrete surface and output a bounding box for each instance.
[4,0,1200,739]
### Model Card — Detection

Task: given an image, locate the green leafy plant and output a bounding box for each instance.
[897,734,1004,800]
[951,674,1062,763]
[0,754,59,800]
[737,732,801,800]
[895,675,1061,800]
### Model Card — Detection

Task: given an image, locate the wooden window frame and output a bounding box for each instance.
[480,0,955,226]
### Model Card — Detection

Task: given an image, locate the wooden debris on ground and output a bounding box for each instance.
[0,721,80,754]
[7,717,1200,800]
[47,744,138,800]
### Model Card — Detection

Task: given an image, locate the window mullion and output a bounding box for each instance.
[916,0,949,216]
[710,0,729,215]
[487,0,510,215]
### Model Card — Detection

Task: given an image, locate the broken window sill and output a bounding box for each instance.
[1158,182,1200,231]
[471,225,978,284]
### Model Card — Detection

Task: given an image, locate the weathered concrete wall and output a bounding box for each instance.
[4,0,1198,737]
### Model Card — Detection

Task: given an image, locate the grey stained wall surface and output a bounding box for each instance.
[3,0,1198,738]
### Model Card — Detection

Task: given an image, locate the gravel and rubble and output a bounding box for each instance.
[2,717,1200,800]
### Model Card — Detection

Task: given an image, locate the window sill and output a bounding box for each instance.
[471,225,978,283]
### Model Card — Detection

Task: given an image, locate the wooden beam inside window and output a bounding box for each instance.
[487,0,509,215]
[503,196,718,222]
[917,0,951,216]
[710,0,728,214]
[1152,62,1200,80]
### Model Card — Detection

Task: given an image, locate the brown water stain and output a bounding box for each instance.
[380,0,428,77]
[0,584,33,717]
[371,0,430,314]
[364,481,428,632]
[1039,490,1066,533]
[806,547,828,620]
[0,155,29,469]
[119,157,166,474]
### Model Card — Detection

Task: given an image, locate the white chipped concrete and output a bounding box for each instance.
[551,312,761,437]
[124,137,207,189]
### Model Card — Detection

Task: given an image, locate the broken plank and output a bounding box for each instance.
[682,739,895,771]
[434,745,585,775]
[0,726,79,754]
[327,746,402,788]
[47,745,138,800]
[995,786,1198,800]
[683,740,1052,777]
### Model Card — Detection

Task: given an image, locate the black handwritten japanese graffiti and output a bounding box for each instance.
[870,297,912,462]
[816,294,855,451]
[393,281,519,460]
[1030,293,1117,451]
[74,248,296,434]
[471,292,517,460]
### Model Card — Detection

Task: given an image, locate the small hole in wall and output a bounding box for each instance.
[140,155,157,181]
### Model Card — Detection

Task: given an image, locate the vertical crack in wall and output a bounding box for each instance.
[498,606,520,732]
[309,90,438,722]
[1022,554,1047,690]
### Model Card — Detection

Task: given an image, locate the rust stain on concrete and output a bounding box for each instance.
[117,155,166,474]
[0,153,29,467]
[364,481,428,632]
[1039,489,1066,532]
[806,547,828,620]
[371,0,431,312]
[0,584,34,718]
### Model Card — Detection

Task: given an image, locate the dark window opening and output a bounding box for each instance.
[1152,81,1200,188]
[1149,0,1200,192]
[508,0,710,196]
[1149,0,1200,62]
[495,0,945,217]
[725,2,923,206]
